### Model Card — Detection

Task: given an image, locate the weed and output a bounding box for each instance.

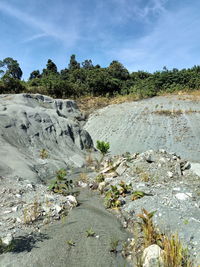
[23,199,40,224]
[86,228,96,237]
[104,181,132,208]
[96,140,110,156]
[123,152,132,162]
[95,173,105,183]
[104,185,121,208]
[66,240,75,247]
[162,234,193,267]
[40,148,48,159]
[110,237,119,253]
[85,153,94,166]
[79,173,88,183]
[131,191,146,201]
[118,180,132,196]
[137,208,160,247]
[136,209,193,266]
[49,168,73,195]
[140,172,150,182]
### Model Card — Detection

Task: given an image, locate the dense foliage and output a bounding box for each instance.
[1,54,200,98]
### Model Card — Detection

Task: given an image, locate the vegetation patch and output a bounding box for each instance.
[49,168,73,195]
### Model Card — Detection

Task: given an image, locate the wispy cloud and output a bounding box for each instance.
[108,4,200,71]
[0,1,79,47]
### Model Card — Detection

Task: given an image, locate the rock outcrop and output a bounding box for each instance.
[0,94,93,182]
[84,95,200,162]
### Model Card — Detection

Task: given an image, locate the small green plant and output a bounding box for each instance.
[104,182,132,208]
[49,168,73,195]
[96,140,110,156]
[118,180,132,196]
[110,237,119,253]
[66,240,75,247]
[86,228,96,237]
[123,151,132,162]
[131,191,146,201]
[40,148,48,159]
[95,173,105,183]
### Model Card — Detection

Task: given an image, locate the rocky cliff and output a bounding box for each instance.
[0,94,93,182]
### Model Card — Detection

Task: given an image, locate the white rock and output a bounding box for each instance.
[78,181,87,188]
[104,178,113,183]
[142,244,164,267]
[175,193,192,200]
[66,195,78,207]
[16,217,22,223]
[98,182,106,192]
[167,171,173,178]
[116,163,127,175]
[54,204,62,214]
[12,206,18,212]
[3,210,12,214]
[2,234,13,246]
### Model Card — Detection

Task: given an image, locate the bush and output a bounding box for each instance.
[96,140,110,156]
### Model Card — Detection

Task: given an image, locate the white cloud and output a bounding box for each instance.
[108,5,200,71]
[0,1,79,47]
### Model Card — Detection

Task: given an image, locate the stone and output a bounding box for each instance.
[2,234,13,246]
[167,171,173,178]
[175,193,192,200]
[142,244,164,267]
[191,163,200,176]
[54,204,62,214]
[66,195,78,207]
[98,182,106,192]
[116,163,127,175]
[182,161,191,171]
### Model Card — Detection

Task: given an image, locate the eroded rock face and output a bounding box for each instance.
[0,94,93,182]
[84,95,200,162]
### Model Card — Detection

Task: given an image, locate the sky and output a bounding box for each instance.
[0,0,200,80]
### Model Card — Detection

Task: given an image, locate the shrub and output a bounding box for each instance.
[96,140,110,156]
[49,168,73,195]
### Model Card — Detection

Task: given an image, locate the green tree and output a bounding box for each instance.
[29,70,41,80]
[42,59,58,76]
[82,59,93,69]
[108,60,129,80]
[68,54,80,71]
[0,57,23,80]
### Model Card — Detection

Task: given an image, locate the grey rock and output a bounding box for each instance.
[85,96,200,162]
[142,244,164,267]
[0,94,94,182]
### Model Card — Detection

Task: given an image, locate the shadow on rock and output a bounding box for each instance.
[11,233,49,253]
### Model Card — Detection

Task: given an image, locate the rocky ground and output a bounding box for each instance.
[0,93,200,266]
[85,150,200,265]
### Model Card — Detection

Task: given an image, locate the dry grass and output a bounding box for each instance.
[79,173,88,183]
[162,234,193,267]
[23,199,40,224]
[134,209,193,267]
[153,109,183,117]
[76,94,138,115]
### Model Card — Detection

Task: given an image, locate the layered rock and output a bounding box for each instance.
[0,94,93,182]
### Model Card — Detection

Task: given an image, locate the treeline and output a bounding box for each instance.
[1,55,200,99]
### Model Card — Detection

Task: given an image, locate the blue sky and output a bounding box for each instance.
[0,0,200,80]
